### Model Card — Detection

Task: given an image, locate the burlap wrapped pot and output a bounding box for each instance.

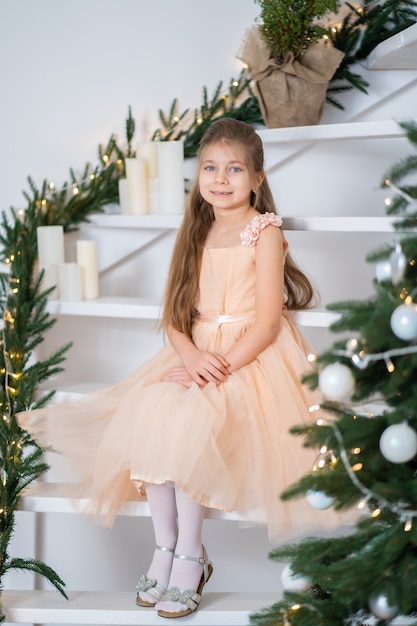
[237,26,344,128]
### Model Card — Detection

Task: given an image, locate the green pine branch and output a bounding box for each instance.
[151,69,263,158]
[327,0,417,108]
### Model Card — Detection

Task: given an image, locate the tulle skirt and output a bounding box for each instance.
[18,314,351,542]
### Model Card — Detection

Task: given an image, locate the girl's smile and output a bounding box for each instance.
[199,142,256,212]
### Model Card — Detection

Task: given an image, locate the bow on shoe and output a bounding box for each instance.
[136,575,157,591]
[167,586,201,608]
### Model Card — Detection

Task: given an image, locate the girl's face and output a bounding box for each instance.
[199,141,261,213]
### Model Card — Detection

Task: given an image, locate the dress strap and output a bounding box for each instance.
[240,212,283,248]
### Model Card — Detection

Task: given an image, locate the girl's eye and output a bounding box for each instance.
[205,165,215,171]
[230,166,242,173]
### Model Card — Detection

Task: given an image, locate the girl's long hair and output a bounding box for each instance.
[160,118,316,339]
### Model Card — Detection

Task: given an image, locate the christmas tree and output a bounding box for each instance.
[250,120,417,625]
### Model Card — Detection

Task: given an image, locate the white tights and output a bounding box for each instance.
[139,482,206,612]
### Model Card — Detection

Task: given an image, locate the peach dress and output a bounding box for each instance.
[19,213,341,542]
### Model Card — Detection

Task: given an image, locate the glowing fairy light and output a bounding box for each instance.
[385,358,395,373]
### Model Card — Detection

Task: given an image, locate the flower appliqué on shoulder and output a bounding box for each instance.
[240,212,283,248]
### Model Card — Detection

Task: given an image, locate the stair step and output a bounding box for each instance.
[1,590,277,625]
[365,23,417,70]
[19,482,266,523]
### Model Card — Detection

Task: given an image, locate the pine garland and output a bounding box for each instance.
[151,69,264,158]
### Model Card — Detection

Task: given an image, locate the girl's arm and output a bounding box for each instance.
[166,325,229,386]
[224,225,285,373]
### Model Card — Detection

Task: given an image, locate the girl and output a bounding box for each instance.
[19,118,327,618]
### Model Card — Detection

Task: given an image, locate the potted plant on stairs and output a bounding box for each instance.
[237,0,345,128]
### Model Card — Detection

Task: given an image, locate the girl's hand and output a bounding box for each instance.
[162,367,195,387]
[182,350,229,386]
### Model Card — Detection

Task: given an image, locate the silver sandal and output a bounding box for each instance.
[136,545,175,607]
[157,545,213,618]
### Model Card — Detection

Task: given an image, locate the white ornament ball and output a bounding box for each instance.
[369,592,399,620]
[390,303,417,341]
[280,564,312,593]
[375,260,392,282]
[379,422,417,464]
[306,489,335,510]
[318,363,355,401]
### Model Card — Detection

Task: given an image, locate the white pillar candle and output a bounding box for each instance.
[157,141,185,214]
[37,225,65,267]
[40,265,59,299]
[136,141,158,178]
[148,178,160,214]
[76,240,99,299]
[118,178,129,214]
[125,158,149,214]
[58,263,83,301]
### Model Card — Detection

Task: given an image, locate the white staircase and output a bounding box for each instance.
[5,27,417,626]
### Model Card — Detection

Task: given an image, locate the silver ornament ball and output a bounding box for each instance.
[369,592,399,620]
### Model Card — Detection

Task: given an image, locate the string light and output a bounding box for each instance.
[386,180,416,205]
[334,344,417,370]
[384,357,395,373]
[358,494,371,510]
[327,420,417,530]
